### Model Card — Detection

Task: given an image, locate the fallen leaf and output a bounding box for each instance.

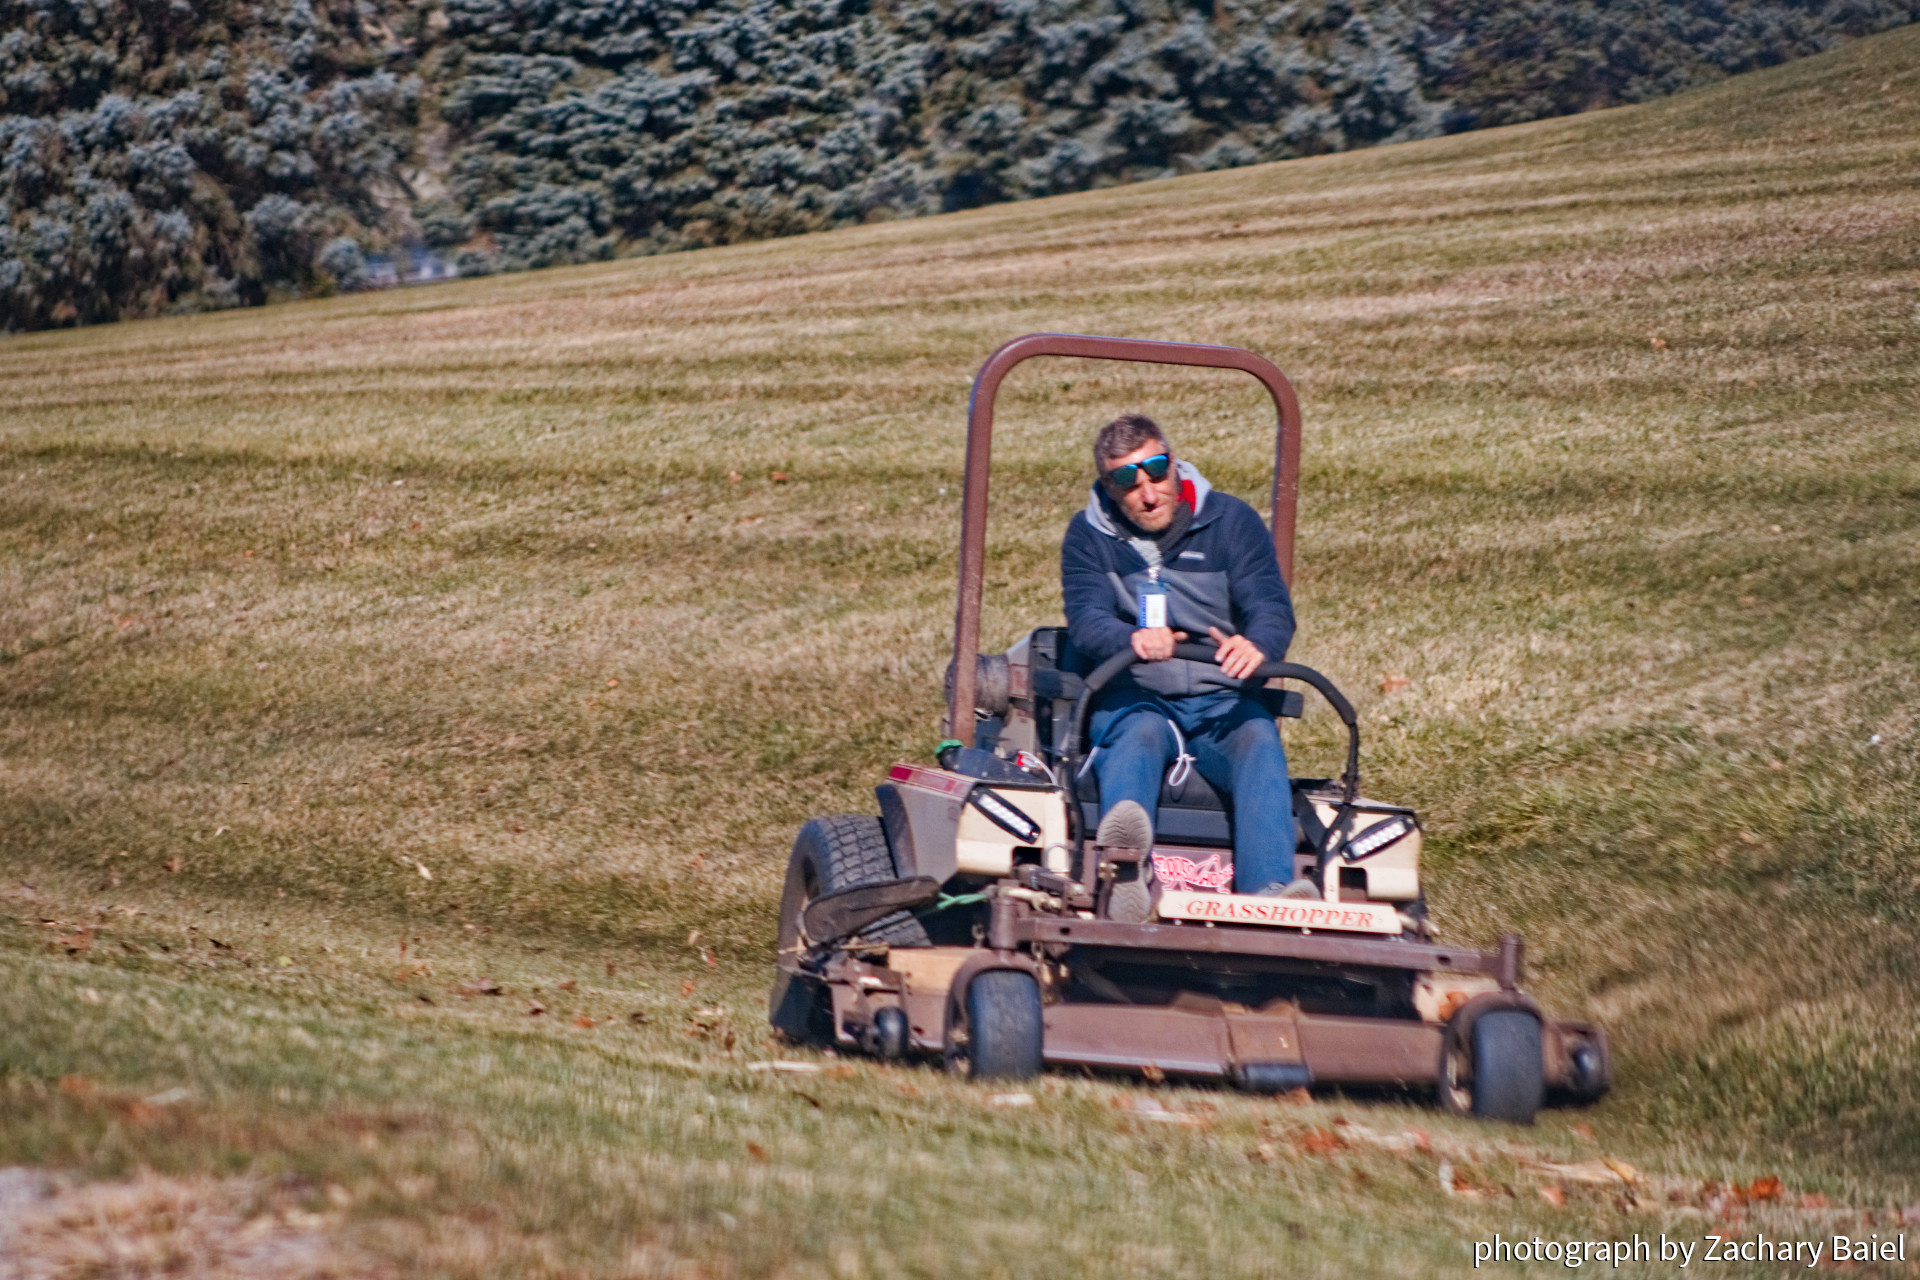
[746,1142,768,1161]
[1602,1157,1642,1185]
[1538,1160,1629,1185]
[894,1082,922,1098]
[77,988,103,1005]
[686,929,702,947]
[527,1000,547,1016]
[702,948,717,968]
[1139,1109,1199,1125]
[415,861,432,880]
[770,472,790,483]
[1249,1142,1279,1164]
[572,1015,597,1028]
[558,979,577,991]
[1380,672,1411,694]
[726,471,742,483]
[680,980,696,996]
[1650,337,1668,349]
[825,1064,857,1079]
[1140,1063,1165,1084]
[605,678,619,688]
[1296,1129,1343,1155]
[455,979,503,997]
[166,856,183,874]
[1570,1123,1595,1142]
[628,1010,648,1025]
[1539,1185,1568,1207]
[1743,1175,1782,1202]
[59,1075,96,1098]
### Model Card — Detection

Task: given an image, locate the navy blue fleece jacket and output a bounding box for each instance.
[1060,460,1295,698]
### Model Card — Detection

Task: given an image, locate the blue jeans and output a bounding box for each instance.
[1088,688,1296,893]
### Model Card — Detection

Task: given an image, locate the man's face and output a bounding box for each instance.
[1102,440,1179,532]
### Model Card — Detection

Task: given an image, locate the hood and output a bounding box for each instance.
[1083,458,1214,540]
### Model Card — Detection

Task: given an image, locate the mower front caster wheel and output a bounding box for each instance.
[1440,1009,1545,1124]
[947,970,1044,1081]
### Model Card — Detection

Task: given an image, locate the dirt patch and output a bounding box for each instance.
[0,1168,388,1280]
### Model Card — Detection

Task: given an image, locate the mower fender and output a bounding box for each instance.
[875,784,920,877]
[880,780,962,883]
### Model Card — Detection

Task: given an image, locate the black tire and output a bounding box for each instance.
[769,815,928,1043]
[1561,1039,1610,1105]
[957,970,1044,1081]
[1440,1009,1544,1124]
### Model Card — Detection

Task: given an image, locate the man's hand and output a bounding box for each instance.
[1130,627,1187,662]
[1208,625,1267,680]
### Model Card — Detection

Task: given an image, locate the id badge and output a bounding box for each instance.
[1137,582,1168,629]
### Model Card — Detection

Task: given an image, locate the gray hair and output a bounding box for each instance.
[1093,413,1171,473]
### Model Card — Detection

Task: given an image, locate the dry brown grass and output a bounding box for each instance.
[0,26,1917,1278]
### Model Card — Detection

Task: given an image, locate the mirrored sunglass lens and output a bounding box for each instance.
[1107,453,1170,489]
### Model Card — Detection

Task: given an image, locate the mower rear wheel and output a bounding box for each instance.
[950,970,1044,1081]
[769,815,929,1044]
[1439,1009,1544,1125]
[779,815,930,952]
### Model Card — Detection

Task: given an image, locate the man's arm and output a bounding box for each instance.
[1061,515,1139,663]
[1223,502,1295,662]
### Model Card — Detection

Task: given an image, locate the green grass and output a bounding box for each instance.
[2,25,1918,1277]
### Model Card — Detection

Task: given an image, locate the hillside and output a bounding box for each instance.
[3,0,1915,329]
[1,24,1917,1278]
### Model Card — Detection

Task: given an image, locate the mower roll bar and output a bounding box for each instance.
[947,334,1302,735]
[1064,645,1361,811]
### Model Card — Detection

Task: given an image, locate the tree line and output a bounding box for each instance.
[2,0,1911,330]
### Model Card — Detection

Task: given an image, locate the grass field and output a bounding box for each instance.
[3,24,1918,1278]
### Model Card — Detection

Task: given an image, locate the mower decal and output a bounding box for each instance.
[887,764,971,798]
[1151,852,1233,893]
[1156,891,1402,935]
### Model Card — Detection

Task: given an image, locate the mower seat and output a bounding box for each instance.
[1074,767,1232,846]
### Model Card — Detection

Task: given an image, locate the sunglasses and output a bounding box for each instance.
[1103,452,1172,491]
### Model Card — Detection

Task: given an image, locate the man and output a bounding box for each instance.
[1061,413,1310,919]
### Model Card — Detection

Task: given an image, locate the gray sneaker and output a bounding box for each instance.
[1095,799,1153,853]
[1256,879,1323,900]
[1097,801,1155,923]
